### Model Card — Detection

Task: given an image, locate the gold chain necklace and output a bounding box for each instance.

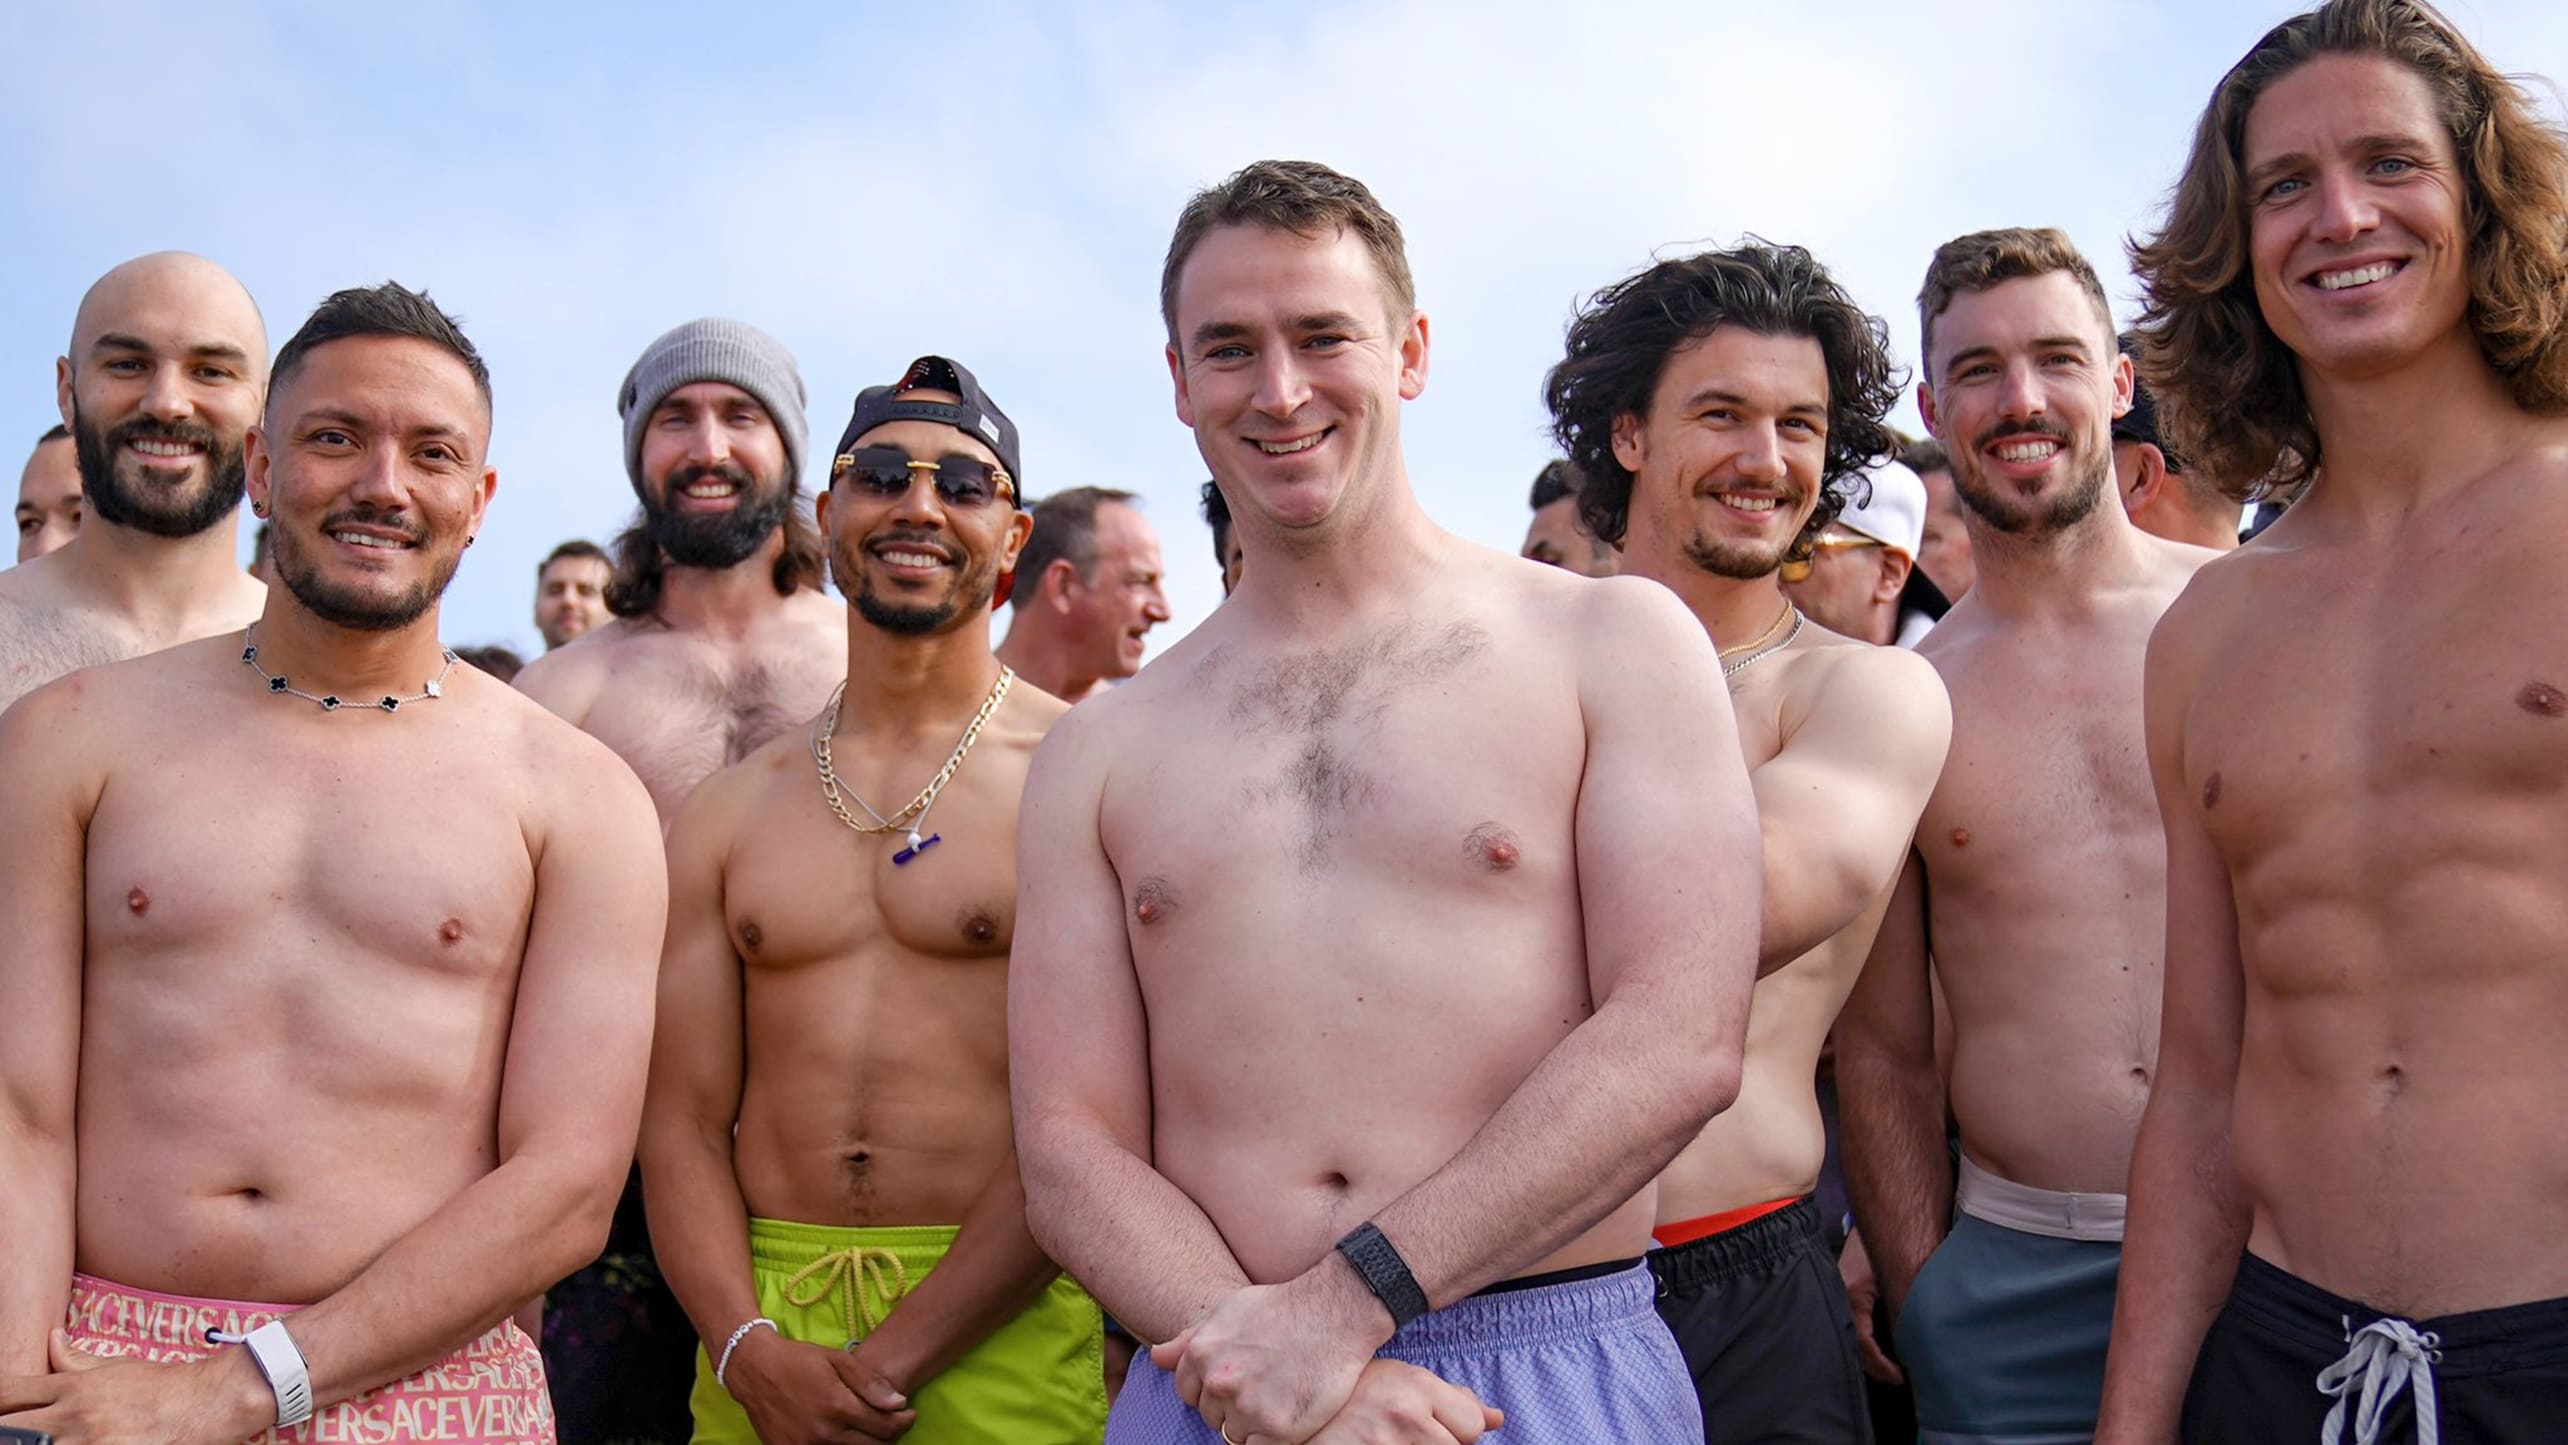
[1721,604,1804,680]
[811,666,1014,866]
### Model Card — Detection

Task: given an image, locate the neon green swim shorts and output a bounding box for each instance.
[689,1217,1105,1445]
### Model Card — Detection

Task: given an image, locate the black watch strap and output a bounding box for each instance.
[1334,1221,1429,1328]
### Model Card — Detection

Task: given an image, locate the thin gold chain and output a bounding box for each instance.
[1723,609,1806,680]
[1717,598,1794,666]
[811,666,1015,836]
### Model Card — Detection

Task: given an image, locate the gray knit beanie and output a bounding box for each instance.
[617,318,808,496]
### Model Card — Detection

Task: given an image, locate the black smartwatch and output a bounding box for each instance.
[1334,1221,1430,1328]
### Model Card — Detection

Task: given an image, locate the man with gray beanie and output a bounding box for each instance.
[516,318,845,1445]
[517,316,846,822]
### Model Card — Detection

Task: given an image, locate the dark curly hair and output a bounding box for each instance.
[1544,242,1902,560]
[2128,0,2568,500]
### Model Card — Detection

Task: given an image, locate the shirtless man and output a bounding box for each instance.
[15,426,81,563]
[1011,159,1762,1445]
[1833,227,2213,1445]
[515,317,846,821]
[2100,5,2568,1438]
[515,319,844,1442]
[0,253,269,710]
[993,487,1171,703]
[0,283,663,1443]
[642,354,1107,1445]
[1544,242,1951,1441]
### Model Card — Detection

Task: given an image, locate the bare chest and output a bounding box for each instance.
[723,749,1026,967]
[580,641,839,811]
[86,722,538,980]
[1104,624,1580,930]
[2186,570,2568,876]
[1924,625,2159,891]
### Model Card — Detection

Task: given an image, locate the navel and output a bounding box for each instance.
[1133,878,1176,926]
[1463,823,1521,872]
[2202,772,2223,809]
[126,887,149,915]
[2516,681,2566,718]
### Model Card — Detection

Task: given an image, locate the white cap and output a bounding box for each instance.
[1834,459,1926,558]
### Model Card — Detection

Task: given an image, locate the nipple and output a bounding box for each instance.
[127,887,150,915]
[1464,823,1522,872]
[1134,878,1175,926]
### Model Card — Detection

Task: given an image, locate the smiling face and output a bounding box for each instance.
[1612,326,1831,582]
[819,406,1033,639]
[249,335,494,633]
[2243,52,2473,389]
[1167,223,1427,548]
[1921,271,2131,538]
[58,254,265,541]
[637,381,791,570]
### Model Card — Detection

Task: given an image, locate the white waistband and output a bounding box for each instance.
[1954,1154,2126,1243]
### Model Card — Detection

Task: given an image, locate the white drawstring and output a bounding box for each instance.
[2317,1314,2441,1445]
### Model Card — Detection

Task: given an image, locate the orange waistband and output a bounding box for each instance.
[1651,1196,1799,1250]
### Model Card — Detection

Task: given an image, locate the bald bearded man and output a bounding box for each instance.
[0,253,269,713]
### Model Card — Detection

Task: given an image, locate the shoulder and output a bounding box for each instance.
[1562,570,1704,651]
[511,626,634,714]
[484,674,658,829]
[998,672,1074,749]
[1796,630,1947,713]
[779,589,850,632]
[1780,631,1951,755]
[1,632,212,758]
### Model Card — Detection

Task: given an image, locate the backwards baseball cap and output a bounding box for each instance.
[833,356,1023,504]
[2112,332,2181,469]
[1834,459,1928,558]
[617,318,808,497]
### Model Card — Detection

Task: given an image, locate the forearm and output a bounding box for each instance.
[857,1159,1058,1391]
[637,1112,763,1352]
[2095,1087,2249,1445]
[1373,993,1736,1307]
[1019,1114,1247,1344]
[1836,1049,1952,1317]
[0,1127,72,1373]
[284,1149,623,1407]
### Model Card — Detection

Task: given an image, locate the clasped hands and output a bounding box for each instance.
[1155,1271,1502,1445]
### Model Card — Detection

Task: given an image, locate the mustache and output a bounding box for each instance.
[318,505,428,545]
[1972,417,2074,452]
[109,416,221,452]
[661,461,757,496]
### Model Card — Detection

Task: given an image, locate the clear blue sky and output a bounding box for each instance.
[4,1,2561,656]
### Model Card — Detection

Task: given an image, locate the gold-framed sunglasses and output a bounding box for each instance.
[831,446,1017,509]
[1777,531,1881,584]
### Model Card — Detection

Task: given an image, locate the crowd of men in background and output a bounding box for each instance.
[5,2,2567,1443]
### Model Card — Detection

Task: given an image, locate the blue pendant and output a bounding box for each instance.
[892,832,942,866]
